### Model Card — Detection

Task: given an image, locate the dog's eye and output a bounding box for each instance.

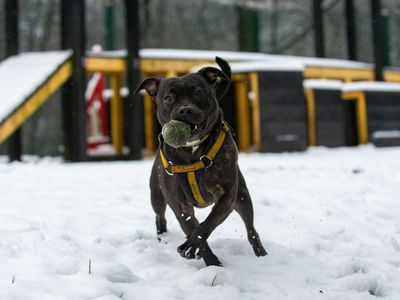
[164,96,173,103]
[194,90,203,97]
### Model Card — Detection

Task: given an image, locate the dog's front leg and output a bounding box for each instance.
[177,188,236,261]
[169,202,222,266]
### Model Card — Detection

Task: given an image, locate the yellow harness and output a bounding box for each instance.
[160,123,229,207]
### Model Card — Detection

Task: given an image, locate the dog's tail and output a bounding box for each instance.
[215,57,232,100]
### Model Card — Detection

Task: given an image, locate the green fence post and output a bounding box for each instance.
[236,6,260,52]
[5,0,21,161]
[104,0,114,50]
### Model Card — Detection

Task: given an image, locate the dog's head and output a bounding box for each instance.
[135,57,231,145]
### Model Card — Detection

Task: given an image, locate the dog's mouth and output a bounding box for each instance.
[188,123,203,143]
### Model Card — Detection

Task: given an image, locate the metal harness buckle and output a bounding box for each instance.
[165,161,174,176]
[199,155,213,168]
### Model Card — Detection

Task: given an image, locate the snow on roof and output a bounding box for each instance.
[141,48,267,61]
[0,51,72,124]
[140,49,372,69]
[229,61,304,72]
[372,130,400,139]
[342,81,400,93]
[87,48,373,69]
[190,60,304,74]
[303,79,343,90]
[87,49,127,58]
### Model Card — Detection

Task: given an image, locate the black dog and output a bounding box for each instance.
[135,57,267,266]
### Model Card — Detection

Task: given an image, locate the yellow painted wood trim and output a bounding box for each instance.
[144,95,156,151]
[140,59,211,75]
[110,74,124,155]
[341,91,369,144]
[0,61,73,144]
[384,70,400,82]
[232,74,248,81]
[356,93,368,144]
[305,66,374,82]
[342,91,363,100]
[86,57,399,85]
[305,89,317,146]
[249,72,261,151]
[234,79,251,151]
[166,71,178,78]
[85,57,126,74]
[86,57,214,76]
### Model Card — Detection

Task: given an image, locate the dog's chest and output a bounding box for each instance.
[173,168,218,208]
[203,171,225,200]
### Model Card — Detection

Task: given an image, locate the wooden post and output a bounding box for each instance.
[5,0,21,161]
[312,0,325,58]
[110,74,123,155]
[342,92,369,144]
[345,0,357,60]
[370,0,384,81]
[249,72,261,151]
[61,0,87,161]
[305,89,317,146]
[125,0,143,160]
[143,95,156,152]
[234,77,251,151]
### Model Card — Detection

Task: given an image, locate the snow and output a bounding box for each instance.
[371,130,400,139]
[0,51,72,123]
[87,48,372,69]
[191,61,304,74]
[304,79,343,90]
[140,49,372,69]
[342,81,400,93]
[230,61,304,72]
[103,88,130,100]
[1,146,400,299]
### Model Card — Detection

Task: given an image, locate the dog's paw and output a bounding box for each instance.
[177,234,206,260]
[251,238,268,257]
[255,245,268,257]
[156,216,167,235]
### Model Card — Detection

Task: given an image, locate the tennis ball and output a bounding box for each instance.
[162,120,191,148]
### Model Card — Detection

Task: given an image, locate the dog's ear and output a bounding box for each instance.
[215,57,231,100]
[198,57,232,100]
[197,67,229,86]
[134,77,161,98]
[215,57,231,80]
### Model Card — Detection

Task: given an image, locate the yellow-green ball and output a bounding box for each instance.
[162,120,191,148]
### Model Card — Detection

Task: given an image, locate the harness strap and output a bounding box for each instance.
[187,171,208,207]
[159,122,230,208]
[159,123,229,174]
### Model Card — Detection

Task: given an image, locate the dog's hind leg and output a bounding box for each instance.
[150,163,167,235]
[151,187,167,235]
[234,169,268,257]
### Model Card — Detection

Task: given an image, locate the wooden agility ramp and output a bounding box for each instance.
[0,51,72,144]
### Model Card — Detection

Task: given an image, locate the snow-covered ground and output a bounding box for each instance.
[1,146,400,300]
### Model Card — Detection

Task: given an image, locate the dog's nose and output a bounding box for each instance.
[177,106,193,121]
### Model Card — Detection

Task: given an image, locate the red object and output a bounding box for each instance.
[86,73,110,148]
